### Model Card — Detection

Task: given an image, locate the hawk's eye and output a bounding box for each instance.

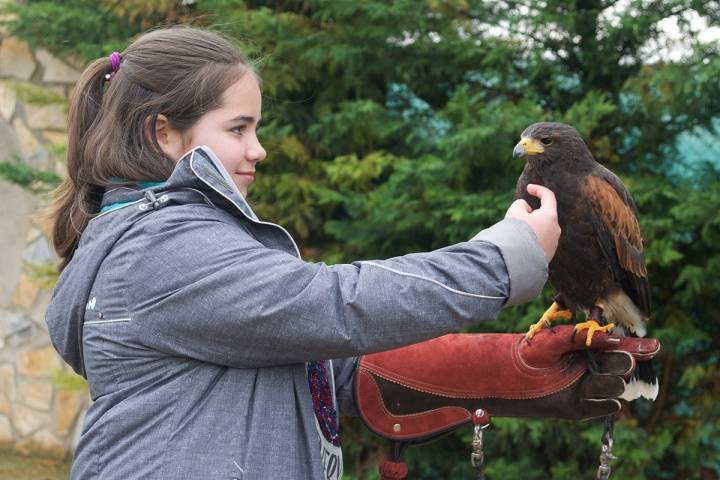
[541,137,553,146]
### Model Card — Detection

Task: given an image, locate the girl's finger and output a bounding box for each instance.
[527,184,557,212]
[507,199,532,214]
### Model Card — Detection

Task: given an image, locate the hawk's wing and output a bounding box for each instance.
[582,168,651,318]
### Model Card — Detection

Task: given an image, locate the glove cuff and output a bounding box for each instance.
[354,333,586,442]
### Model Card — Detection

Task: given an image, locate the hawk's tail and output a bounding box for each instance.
[620,359,658,401]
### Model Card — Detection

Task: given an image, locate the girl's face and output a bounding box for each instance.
[166,73,266,197]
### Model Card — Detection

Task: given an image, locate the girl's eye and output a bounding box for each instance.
[231,125,247,134]
[541,137,553,146]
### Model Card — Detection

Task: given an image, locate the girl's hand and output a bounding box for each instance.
[505,184,561,261]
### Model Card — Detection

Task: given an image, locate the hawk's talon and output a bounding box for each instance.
[524,302,573,340]
[574,320,615,347]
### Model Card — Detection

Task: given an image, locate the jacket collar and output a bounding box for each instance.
[100,146,259,221]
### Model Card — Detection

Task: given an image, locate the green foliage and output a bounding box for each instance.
[52,369,88,393]
[0,1,143,61]
[5,0,720,478]
[26,262,60,290]
[47,142,67,162]
[0,450,69,480]
[0,158,61,194]
[0,80,67,108]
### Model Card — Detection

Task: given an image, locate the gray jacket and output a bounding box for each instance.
[46,146,548,479]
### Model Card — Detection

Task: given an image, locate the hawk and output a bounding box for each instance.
[514,122,657,401]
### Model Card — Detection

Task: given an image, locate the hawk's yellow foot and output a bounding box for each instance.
[574,320,615,347]
[524,302,573,341]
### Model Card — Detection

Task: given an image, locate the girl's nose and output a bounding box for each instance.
[247,134,266,163]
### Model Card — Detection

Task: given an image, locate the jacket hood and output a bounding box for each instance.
[45,146,267,376]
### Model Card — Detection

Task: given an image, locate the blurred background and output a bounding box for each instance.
[0,1,717,479]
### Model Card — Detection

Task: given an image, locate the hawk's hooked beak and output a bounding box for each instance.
[513,137,545,158]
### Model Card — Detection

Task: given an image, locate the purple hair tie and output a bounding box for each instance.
[104,52,122,82]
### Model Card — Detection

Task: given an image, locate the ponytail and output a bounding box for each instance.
[47,27,254,270]
[50,58,110,270]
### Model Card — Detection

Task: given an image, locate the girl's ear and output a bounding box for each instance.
[146,114,185,162]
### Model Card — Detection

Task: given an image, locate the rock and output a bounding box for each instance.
[0,179,36,307]
[0,116,20,163]
[0,392,10,417]
[11,117,46,163]
[54,160,67,179]
[10,275,39,309]
[19,381,52,411]
[0,415,13,444]
[22,149,52,170]
[41,130,68,146]
[17,345,61,378]
[45,131,68,171]
[0,38,36,81]
[25,103,67,131]
[32,214,55,240]
[13,404,48,437]
[0,12,18,38]
[22,236,54,264]
[36,49,81,84]
[0,363,15,410]
[0,83,17,120]
[15,428,67,459]
[0,310,34,348]
[29,288,53,328]
[25,228,41,244]
[55,390,85,436]
[0,4,19,34]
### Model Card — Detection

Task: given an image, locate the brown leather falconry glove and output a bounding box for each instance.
[355,325,660,442]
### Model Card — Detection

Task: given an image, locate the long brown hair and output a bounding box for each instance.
[50,26,254,270]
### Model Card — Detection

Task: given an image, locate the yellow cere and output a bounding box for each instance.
[521,137,545,155]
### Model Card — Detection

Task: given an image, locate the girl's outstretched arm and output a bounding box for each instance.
[112,205,546,368]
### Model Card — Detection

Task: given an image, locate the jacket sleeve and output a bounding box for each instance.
[124,207,547,368]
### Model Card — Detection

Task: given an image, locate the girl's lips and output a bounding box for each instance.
[236,172,255,181]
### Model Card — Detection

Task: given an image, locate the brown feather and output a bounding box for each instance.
[583,176,647,277]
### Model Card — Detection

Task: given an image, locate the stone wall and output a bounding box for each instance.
[0,33,88,461]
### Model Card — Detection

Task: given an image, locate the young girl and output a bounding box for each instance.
[46,27,560,479]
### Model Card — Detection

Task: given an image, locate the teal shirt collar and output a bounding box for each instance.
[100,179,167,213]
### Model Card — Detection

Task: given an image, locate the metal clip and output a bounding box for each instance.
[597,438,616,480]
[471,409,491,479]
[139,191,169,211]
[596,416,617,480]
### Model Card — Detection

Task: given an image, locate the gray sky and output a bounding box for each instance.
[645,9,720,61]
